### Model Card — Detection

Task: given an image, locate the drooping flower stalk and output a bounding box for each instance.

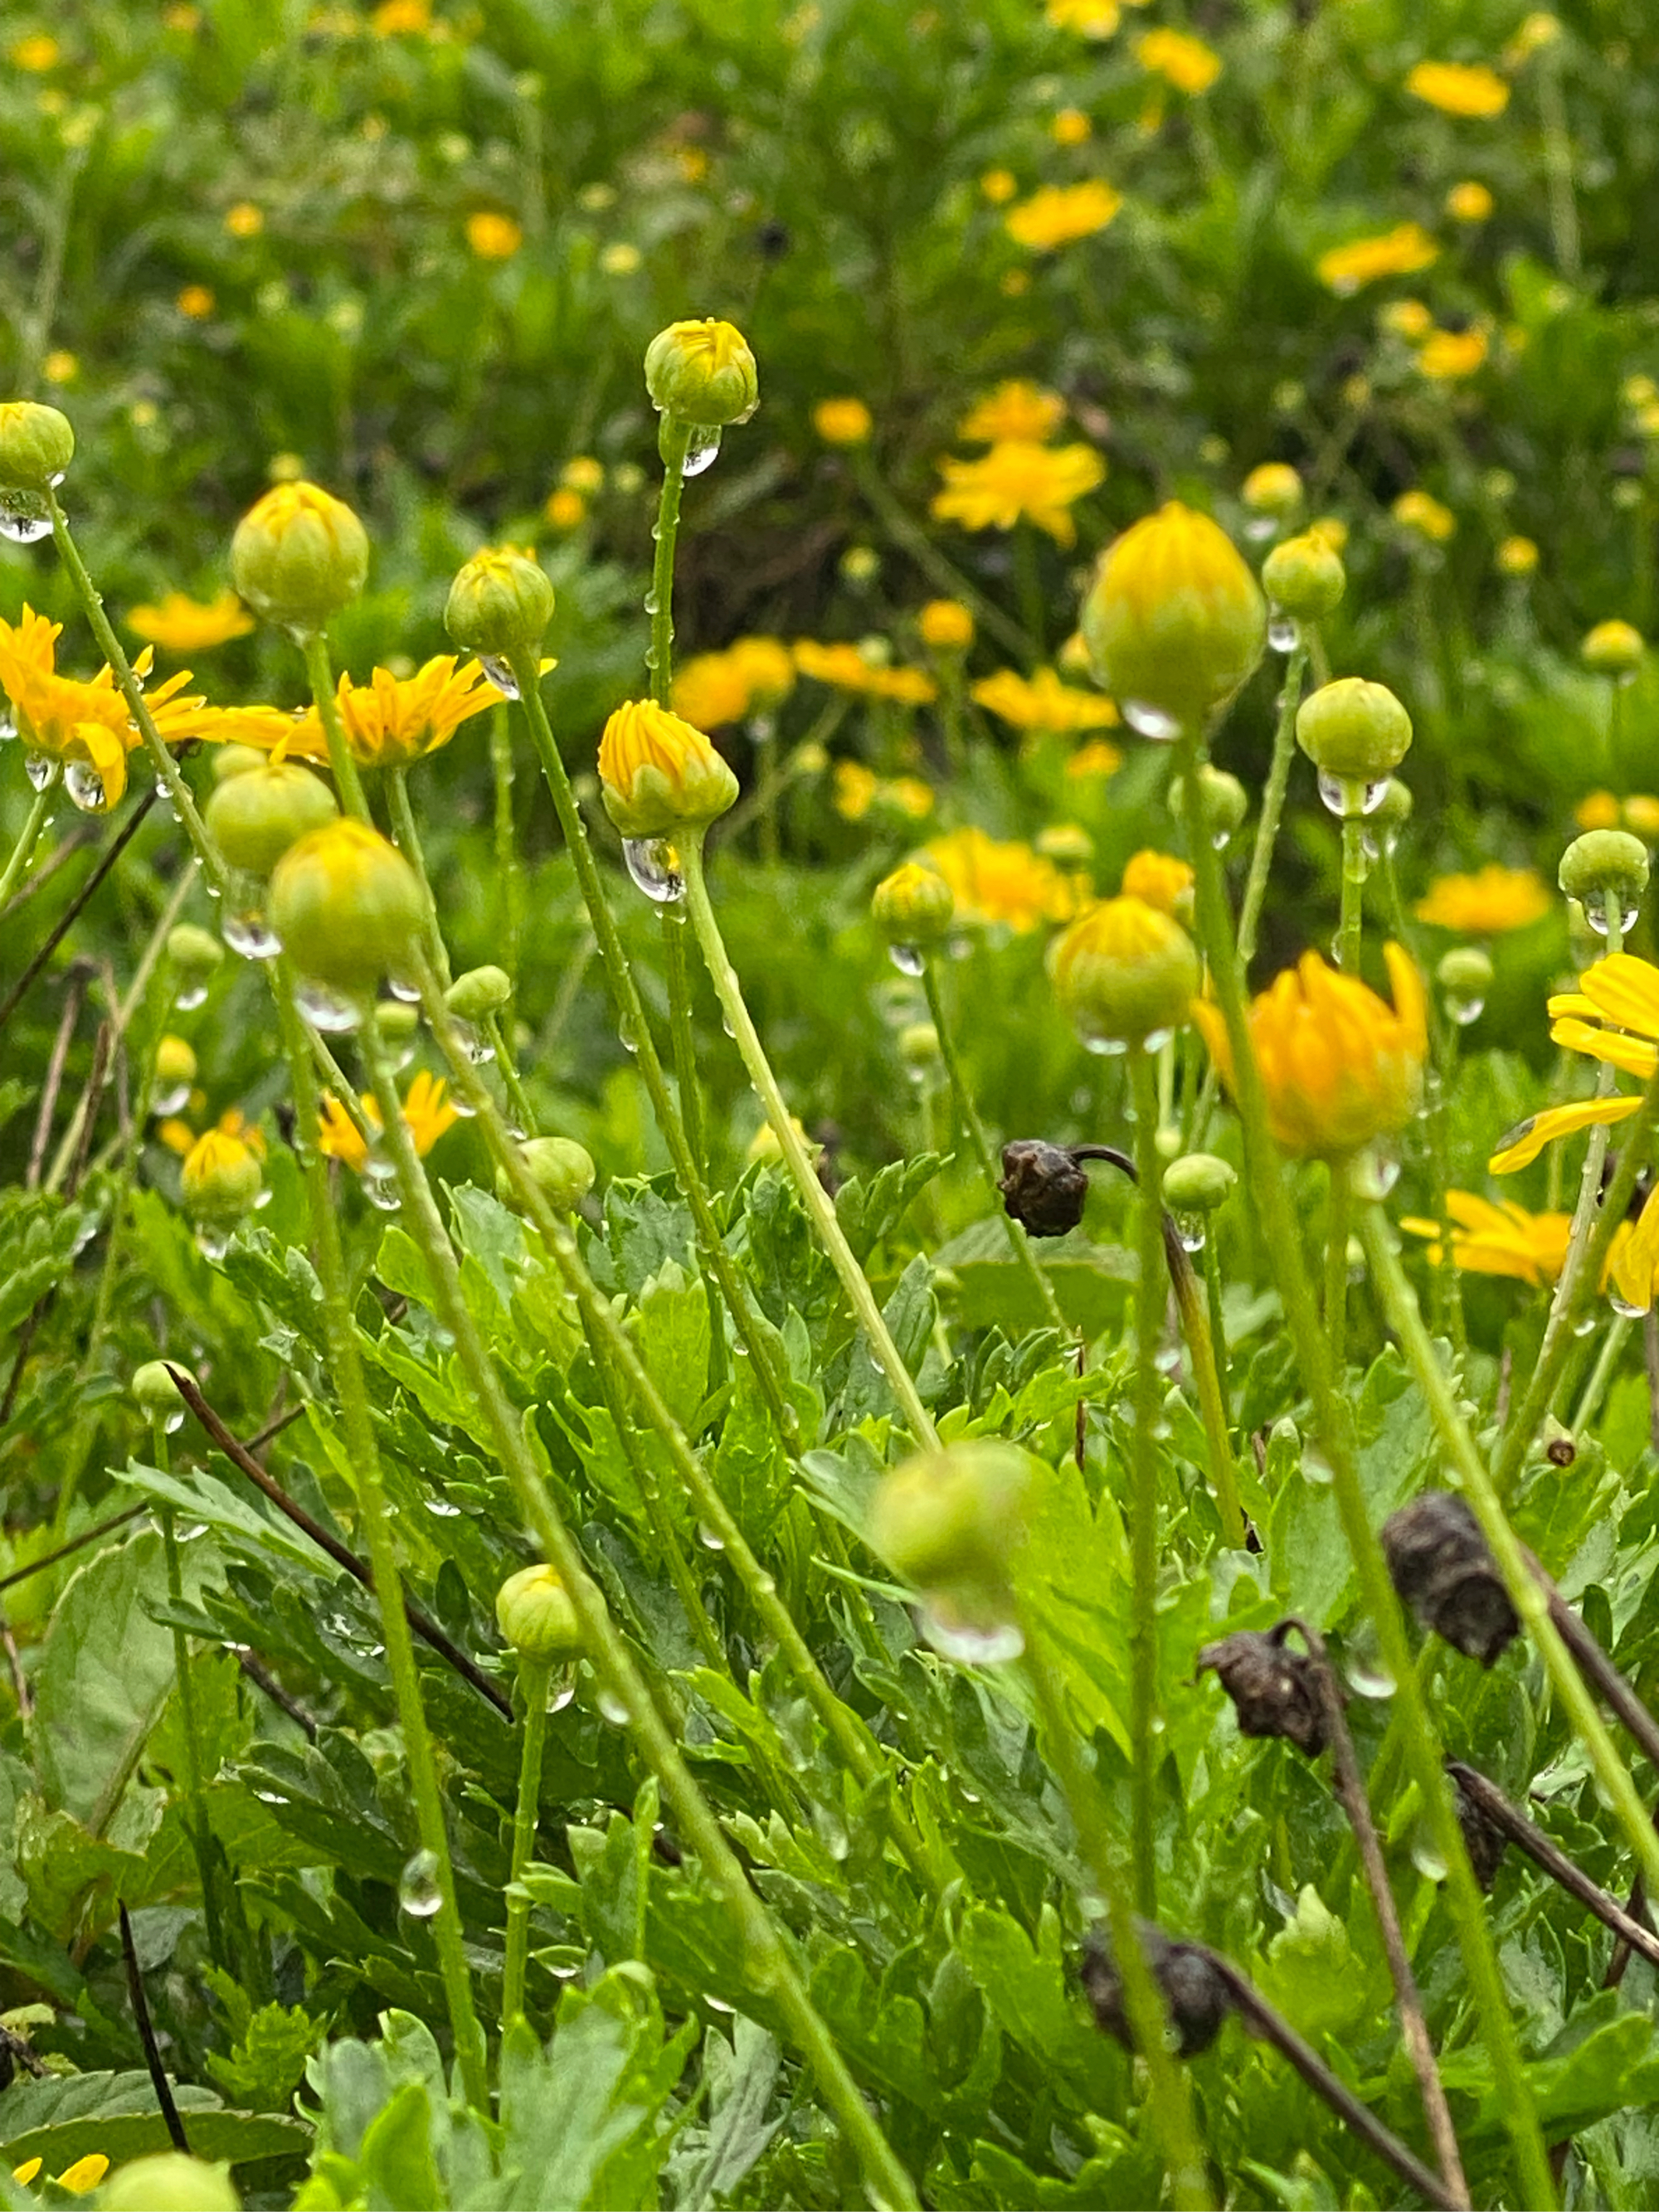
[500,1653,551,2026]
[1235,643,1306,970]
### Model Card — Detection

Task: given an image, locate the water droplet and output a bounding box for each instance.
[424,1496,463,1519]
[547,1670,577,1714]
[223,910,282,960]
[1082,1029,1129,1057]
[617,1014,640,1055]
[163,1408,186,1435]
[888,942,925,976]
[697,1523,726,1551]
[1610,1290,1648,1319]
[64,760,109,813]
[1346,1650,1397,1699]
[1588,900,1642,938]
[1347,1147,1399,1200]
[0,705,17,741]
[596,1689,632,1726]
[24,751,58,792]
[398,1848,445,1918]
[1444,988,1485,1027]
[1573,1310,1598,1338]
[1175,1210,1206,1254]
[622,836,686,903]
[1267,610,1300,653]
[173,981,207,1012]
[193,1224,231,1262]
[387,974,422,1004]
[295,980,362,1033]
[0,508,51,544]
[480,655,520,699]
[682,426,722,477]
[362,1156,401,1211]
[152,1082,192,1118]
[1243,513,1277,542]
[917,1602,1024,1665]
[1410,1827,1448,1882]
[1122,699,1181,741]
[1301,1445,1335,1486]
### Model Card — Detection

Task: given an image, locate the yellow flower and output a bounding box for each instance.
[920,826,1082,933]
[466,211,523,260]
[1609,1188,1659,1315]
[792,639,937,704]
[830,762,934,823]
[1136,27,1221,93]
[1080,499,1265,725]
[319,1072,457,1172]
[544,488,586,529]
[1489,1094,1642,1174]
[1417,327,1489,380]
[325,657,497,768]
[917,599,974,650]
[598,697,739,837]
[931,440,1104,547]
[957,381,1066,445]
[1393,489,1456,542]
[1406,61,1511,119]
[561,455,605,493]
[1051,107,1092,146]
[980,168,1019,204]
[1414,864,1550,933]
[1193,944,1428,1157]
[600,242,642,275]
[177,283,216,318]
[1067,737,1124,779]
[1498,535,1539,576]
[1121,848,1194,916]
[1505,11,1560,63]
[1046,0,1119,33]
[673,652,753,729]
[127,591,255,654]
[1381,299,1433,340]
[1309,516,1349,552]
[1584,620,1645,675]
[1005,181,1123,252]
[1548,954,1659,1084]
[1575,791,1622,831]
[1447,180,1494,221]
[9,34,59,69]
[371,0,430,28]
[11,2152,110,2194]
[971,666,1120,737]
[1627,796,1659,836]
[225,202,264,238]
[1316,223,1439,294]
[813,396,873,446]
[181,1126,263,1218]
[42,352,76,386]
[886,775,935,819]
[0,606,212,809]
[1401,1192,1576,1286]
[727,635,795,711]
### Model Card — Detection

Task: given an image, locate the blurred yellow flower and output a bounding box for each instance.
[128,591,255,653]
[1393,488,1457,542]
[1136,27,1221,93]
[971,666,1120,737]
[1380,299,1433,340]
[1046,0,1120,32]
[42,352,76,385]
[830,761,934,823]
[917,599,974,649]
[177,283,216,318]
[920,826,1082,932]
[980,168,1019,204]
[1401,1193,1576,1286]
[371,0,430,29]
[1316,223,1438,294]
[1497,535,1538,576]
[728,635,795,711]
[319,1072,457,1171]
[9,34,59,69]
[0,607,212,809]
[1414,864,1550,933]
[1005,180,1122,251]
[1417,327,1489,380]
[1194,944,1428,1158]
[674,653,752,729]
[1406,60,1511,117]
[11,2152,109,2195]
[1051,107,1092,145]
[1447,180,1494,221]
[958,380,1065,444]
[1309,516,1349,552]
[793,639,937,704]
[466,211,523,260]
[225,202,265,238]
[1067,737,1124,779]
[814,396,873,446]
[1576,791,1622,831]
[1121,848,1194,916]
[561,456,605,493]
[931,440,1104,547]
[1626,796,1659,836]
[544,488,586,529]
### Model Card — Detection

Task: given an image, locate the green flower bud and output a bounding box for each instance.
[869,1441,1033,1598]
[445,965,513,1022]
[1559,829,1649,912]
[1161,1153,1236,1214]
[375,999,421,1042]
[1262,530,1345,620]
[154,1034,197,1089]
[1295,677,1412,785]
[496,1136,596,1215]
[1170,762,1248,843]
[1436,946,1493,999]
[1081,502,1267,732]
[269,819,425,993]
[871,861,954,948]
[1582,620,1644,677]
[496,1563,582,1660]
[167,924,225,979]
[231,480,369,634]
[180,1130,263,1222]
[897,1021,941,1072]
[1241,462,1303,519]
[204,761,339,878]
[644,318,759,427]
[210,741,268,785]
[444,547,555,659]
[1048,896,1201,1049]
[0,399,74,493]
[100,2153,241,2212]
[133,1359,193,1417]
[1265,1416,1301,1485]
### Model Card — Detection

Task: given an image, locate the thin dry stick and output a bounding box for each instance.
[0,790,158,1034]
[26,964,91,1190]
[167,1370,513,1723]
[1530,1558,1659,1772]
[1287,1617,1469,2208]
[118,1903,189,2154]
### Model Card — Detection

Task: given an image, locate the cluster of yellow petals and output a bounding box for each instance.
[1004,181,1123,253]
[1121,848,1194,916]
[671,637,795,727]
[466,211,523,260]
[1045,0,1126,35]
[127,590,255,653]
[812,397,873,446]
[971,667,1119,741]
[11,2151,107,2194]
[931,440,1105,548]
[319,1072,457,1172]
[1194,945,1428,1158]
[1416,327,1489,381]
[1393,489,1457,542]
[1413,864,1550,934]
[1576,790,1659,838]
[1405,60,1511,119]
[1316,223,1439,294]
[792,639,937,705]
[1401,1193,1579,1286]
[831,762,934,824]
[958,382,1068,445]
[0,606,213,808]
[196,657,496,771]
[918,826,1084,934]
[1136,27,1221,93]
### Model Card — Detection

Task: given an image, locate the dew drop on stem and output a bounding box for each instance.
[398,1848,445,1918]
[682,426,722,476]
[622,836,686,902]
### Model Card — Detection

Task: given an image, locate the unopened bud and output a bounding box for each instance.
[644,318,759,427]
[496,1135,596,1215]
[269,819,425,993]
[1262,529,1345,620]
[154,1034,197,1090]
[180,1130,263,1223]
[445,965,513,1022]
[1081,502,1267,729]
[167,924,225,979]
[1170,762,1247,843]
[445,546,555,659]
[0,400,72,503]
[1161,1152,1235,1214]
[871,861,954,948]
[133,1359,193,1418]
[204,760,338,878]
[231,480,369,633]
[1582,620,1644,677]
[1048,896,1200,1049]
[100,2153,241,2212]
[1296,677,1413,783]
[495,1563,582,1660]
[869,1441,1032,1601]
[1559,828,1647,912]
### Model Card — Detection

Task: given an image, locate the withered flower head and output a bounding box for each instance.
[1381,1492,1519,1666]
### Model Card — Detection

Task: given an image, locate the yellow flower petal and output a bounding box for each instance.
[1487,1092,1642,1173]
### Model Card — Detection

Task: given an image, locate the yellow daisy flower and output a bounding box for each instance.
[127,591,255,654]
[1401,1192,1577,1286]
[918,826,1082,933]
[319,1071,457,1172]
[466,210,523,260]
[1004,180,1123,252]
[1417,328,1489,380]
[1405,61,1511,119]
[1121,848,1194,916]
[957,381,1067,445]
[1413,865,1550,933]
[971,666,1120,737]
[931,440,1105,548]
[0,606,212,809]
[1316,223,1439,294]
[792,640,937,705]
[1136,27,1221,93]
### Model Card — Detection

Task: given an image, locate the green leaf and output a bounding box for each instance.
[0,2070,308,2176]
[669,2019,781,2212]
[834,1153,946,1262]
[626,1260,710,1433]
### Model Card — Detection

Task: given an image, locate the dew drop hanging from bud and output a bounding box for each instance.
[152,1082,192,1118]
[1587,900,1641,938]
[888,942,924,977]
[1175,1210,1206,1254]
[682,426,722,477]
[622,836,686,903]
[222,910,282,960]
[193,1223,231,1262]
[917,1602,1024,1666]
[1316,769,1391,819]
[24,752,57,792]
[1267,609,1300,653]
[63,761,109,814]
[1443,984,1485,1026]
[398,1847,444,1918]
[173,982,208,1012]
[0,705,16,741]
[480,655,520,700]
[1122,699,1181,741]
[0,508,51,545]
[294,980,362,1033]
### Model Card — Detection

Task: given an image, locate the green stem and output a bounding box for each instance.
[1325,810,1368,1369]
[1178,730,1557,2210]
[45,493,227,895]
[502,1655,552,2025]
[1572,1313,1629,1434]
[647,418,689,703]
[1536,42,1581,283]
[386,765,450,988]
[505,651,800,1445]
[300,632,370,823]
[1164,1224,1246,1547]
[1128,1048,1165,1915]
[661,907,705,1171]
[1235,644,1306,970]
[274,968,487,2108]
[158,1488,226,1971]
[681,836,938,1452]
[0,786,53,910]
[490,705,523,1024]
[1199,1233,1232,1422]
[1019,1612,1210,2210]
[921,961,1067,1334]
[481,1013,537,1139]
[849,452,1034,661]
[366,981,922,2207]
[1362,1209,1659,1908]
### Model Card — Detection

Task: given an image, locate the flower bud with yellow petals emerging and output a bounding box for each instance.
[1295,676,1412,787]
[204,761,338,878]
[597,698,739,839]
[154,1034,197,1091]
[1048,895,1200,1051]
[869,1441,1033,1608]
[181,1128,263,1223]
[1161,1151,1236,1215]
[644,318,759,427]
[1262,530,1345,620]
[1081,502,1267,733]
[496,1136,596,1215]
[1559,829,1649,920]
[231,480,369,634]
[445,965,513,1022]
[444,546,555,659]
[1241,462,1303,522]
[0,399,73,493]
[268,819,425,993]
[1583,620,1645,678]
[871,860,954,949]
[496,1563,583,1660]
[917,598,975,651]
